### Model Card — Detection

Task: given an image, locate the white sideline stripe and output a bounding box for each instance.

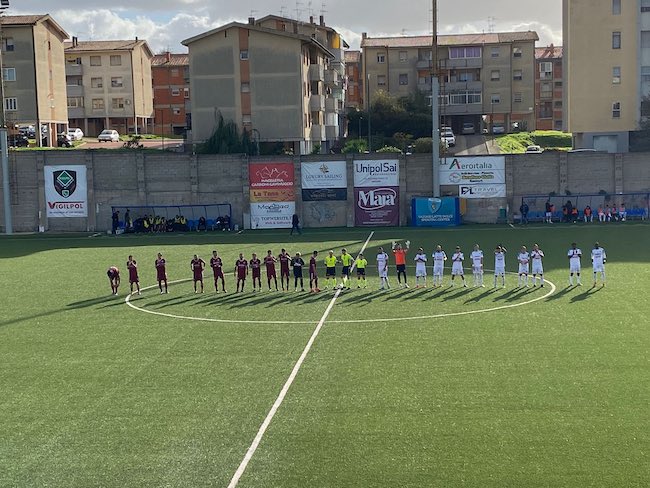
[226,231,375,488]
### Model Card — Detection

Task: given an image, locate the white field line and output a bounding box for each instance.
[226,231,375,488]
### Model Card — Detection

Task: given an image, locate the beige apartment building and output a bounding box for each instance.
[182,18,340,154]
[361,31,538,133]
[563,0,643,152]
[0,15,69,146]
[64,38,154,137]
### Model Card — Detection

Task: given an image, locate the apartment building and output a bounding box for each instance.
[0,15,69,146]
[535,45,563,130]
[152,52,189,136]
[64,38,154,137]
[563,0,645,152]
[182,19,338,154]
[361,31,538,133]
[345,50,363,109]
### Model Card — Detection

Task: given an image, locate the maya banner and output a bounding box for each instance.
[459,184,507,199]
[412,197,460,227]
[249,162,295,228]
[44,165,88,217]
[439,156,506,185]
[354,187,399,226]
[353,160,399,187]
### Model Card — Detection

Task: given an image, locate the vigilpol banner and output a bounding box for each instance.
[301,161,347,201]
[439,156,506,185]
[44,165,88,217]
[354,159,400,226]
[411,197,461,227]
[249,162,295,228]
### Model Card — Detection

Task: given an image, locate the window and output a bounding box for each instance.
[377,54,385,63]
[4,97,17,111]
[111,76,123,88]
[642,66,650,81]
[514,92,523,103]
[2,67,15,82]
[110,55,122,66]
[91,77,103,88]
[2,37,14,52]
[112,98,125,109]
[612,101,621,118]
[491,70,500,81]
[491,94,501,104]
[539,62,552,79]
[349,85,355,96]
[612,0,621,14]
[539,102,553,118]
[240,50,249,60]
[643,0,650,12]
[555,81,563,88]
[92,98,105,109]
[448,91,481,105]
[90,56,101,66]
[513,70,523,81]
[67,97,84,108]
[467,91,482,104]
[171,68,179,77]
[66,57,81,65]
[612,31,621,49]
[242,114,252,124]
[449,47,482,59]
[418,75,431,85]
[399,51,408,62]
[554,100,563,108]
[541,82,552,95]
[491,47,500,58]
[171,88,180,96]
[642,31,650,48]
[513,47,522,58]
[173,107,182,115]
[377,75,386,86]
[184,87,190,98]
[554,120,563,130]
[399,73,408,85]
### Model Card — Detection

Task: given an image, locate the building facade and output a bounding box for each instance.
[361,31,538,133]
[152,52,189,136]
[183,18,344,154]
[64,38,154,137]
[535,45,563,131]
[0,15,69,146]
[563,0,643,152]
[344,50,363,109]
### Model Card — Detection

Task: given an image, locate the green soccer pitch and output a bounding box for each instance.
[1,224,649,488]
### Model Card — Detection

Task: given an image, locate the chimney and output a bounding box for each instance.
[309,15,314,24]
[362,32,367,40]
[135,36,138,41]
[319,15,325,26]
[165,51,171,63]
[72,36,78,47]
[248,17,255,25]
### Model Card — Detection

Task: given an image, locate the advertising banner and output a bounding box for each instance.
[44,165,88,217]
[249,162,295,228]
[301,161,347,189]
[302,188,348,202]
[353,160,399,187]
[439,156,506,185]
[354,187,400,226]
[459,184,507,199]
[412,197,461,227]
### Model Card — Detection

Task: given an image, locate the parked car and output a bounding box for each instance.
[525,145,543,154]
[98,129,120,142]
[461,122,476,135]
[57,133,72,148]
[68,128,84,141]
[7,134,29,147]
[18,125,35,138]
[492,123,505,134]
[441,129,456,147]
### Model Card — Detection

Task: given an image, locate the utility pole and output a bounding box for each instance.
[0,0,12,234]
[367,74,371,152]
[431,0,440,197]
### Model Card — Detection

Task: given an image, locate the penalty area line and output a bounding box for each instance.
[227,231,375,488]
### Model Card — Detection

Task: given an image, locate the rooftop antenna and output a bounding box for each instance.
[320,1,327,16]
[487,16,496,33]
[429,7,433,34]
[280,5,287,16]
[294,0,303,21]
[250,8,258,18]
[307,0,314,17]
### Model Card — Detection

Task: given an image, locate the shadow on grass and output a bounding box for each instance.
[571,286,604,302]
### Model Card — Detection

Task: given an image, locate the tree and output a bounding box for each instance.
[198,110,255,155]
[342,139,367,154]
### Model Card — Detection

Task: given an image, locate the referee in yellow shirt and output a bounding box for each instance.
[340,248,353,289]
[324,250,338,290]
[355,253,368,288]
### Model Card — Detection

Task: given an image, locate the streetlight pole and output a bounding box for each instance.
[0,0,12,234]
[366,74,371,152]
[431,0,440,197]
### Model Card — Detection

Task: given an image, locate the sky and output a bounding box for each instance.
[15,0,562,53]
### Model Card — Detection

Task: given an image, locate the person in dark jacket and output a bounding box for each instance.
[290,213,301,235]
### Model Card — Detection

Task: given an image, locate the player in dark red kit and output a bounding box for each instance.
[107,266,120,295]
[279,248,291,291]
[309,250,320,293]
[264,250,278,291]
[250,253,262,292]
[155,252,168,294]
[291,252,305,292]
[234,253,248,292]
[191,254,206,293]
[127,255,140,295]
[210,250,226,293]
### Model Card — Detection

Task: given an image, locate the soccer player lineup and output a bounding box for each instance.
[107,239,609,297]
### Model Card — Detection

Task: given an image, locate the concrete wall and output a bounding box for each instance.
[2,150,650,233]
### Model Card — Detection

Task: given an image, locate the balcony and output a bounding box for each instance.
[310,94,325,112]
[325,125,338,140]
[324,68,340,85]
[68,107,85,118]
[325,97,339,113]
[439,58,483,69]
[66,85,84,97]
[418,83,432,92]
[65,64,83,76]
[417,59,433,69]
[311,124,325,141]
[309,64,325,82]
[444,81,482,91]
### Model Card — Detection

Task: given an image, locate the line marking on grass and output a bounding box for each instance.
[226,231,375,488]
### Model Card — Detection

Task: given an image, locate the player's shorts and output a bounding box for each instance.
[378,267,388,278]
[545,211,552,218]
[309,270,317,279]
[213,270,224,279]
[518,264,529,275]
[293,269,303,278]
[593,264,605,273]
[494,266,506,276]
[237,271,247,280]
[357,268,366,276]
[451,263,464,275]
[252,269,261,278]
[472,265,483,274]
[570,263,581,273]
[532,263,543,275]
[129,273,138,284]
[266,268,277,278]
[280,267,290,277]
[415,265,427,277]
[433,265,444,276]
[396,264,406,273]
[326,267,336,277]
[157,272,167,281]
[341,266,350,277]
[193,272,203,281]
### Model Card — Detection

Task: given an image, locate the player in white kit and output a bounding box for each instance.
[493,245,507,288]
[517,245,530,287]
[470,244,485,287]
[567,242,582,286]
[450,246,467,287]
[432,245,447,287]
[530,243,545,287]
[414,247,428,288]
[591,242,607,287]
[377,247,390,290]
